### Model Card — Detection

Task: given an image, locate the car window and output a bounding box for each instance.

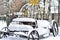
[20,22,36,28]
[11,21,36,28]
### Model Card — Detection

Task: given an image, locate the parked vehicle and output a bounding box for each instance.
[4,17,58,40]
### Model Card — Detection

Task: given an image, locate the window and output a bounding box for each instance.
[50,6,58,13]
[19,22,36,28]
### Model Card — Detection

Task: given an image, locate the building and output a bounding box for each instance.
[0,0,59,25]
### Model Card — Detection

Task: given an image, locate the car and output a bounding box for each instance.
[8,18,36,36]
[6,17,58,40]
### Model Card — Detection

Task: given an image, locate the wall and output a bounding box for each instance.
[9,0,25,13]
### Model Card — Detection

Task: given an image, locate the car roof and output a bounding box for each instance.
[13,17,36,22]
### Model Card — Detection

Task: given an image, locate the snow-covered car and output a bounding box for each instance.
[8,18,36,36]
[7,17,58,40]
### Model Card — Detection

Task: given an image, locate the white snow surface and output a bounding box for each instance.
[0,21,60,40]
[42,27,60,40]
[12,17,36,22]
[8,24,33,31]
[0,20,7,30]
[34,28,50,36]
[0,27,60,40]
[37,20,51,28]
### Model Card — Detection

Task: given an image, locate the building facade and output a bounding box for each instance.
[0,0,59,25]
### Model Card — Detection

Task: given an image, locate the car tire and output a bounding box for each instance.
[28,30,39,40]
[52,22,58,37]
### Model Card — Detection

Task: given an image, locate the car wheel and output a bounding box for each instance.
[28,30,39,40]
[52,22,58,37]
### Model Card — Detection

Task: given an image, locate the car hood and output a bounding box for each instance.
[8,24,33,31]
[37,20,51,28]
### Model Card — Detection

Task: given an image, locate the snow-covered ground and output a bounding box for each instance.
[0,28,60,40]
[42,27,60,40]
[0,20,60,40]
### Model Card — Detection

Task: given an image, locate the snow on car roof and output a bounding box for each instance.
[13,18,36,22]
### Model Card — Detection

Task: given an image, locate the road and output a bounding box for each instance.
[0,20,60,40]
[0,27,60,40]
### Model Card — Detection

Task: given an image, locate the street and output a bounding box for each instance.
[0,27,60,40]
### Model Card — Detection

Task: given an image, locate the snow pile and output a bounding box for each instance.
[0,20,7,30]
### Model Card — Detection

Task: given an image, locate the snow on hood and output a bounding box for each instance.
[8,24,33,31]
[37,20,51,28]
[13,18,36,22]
